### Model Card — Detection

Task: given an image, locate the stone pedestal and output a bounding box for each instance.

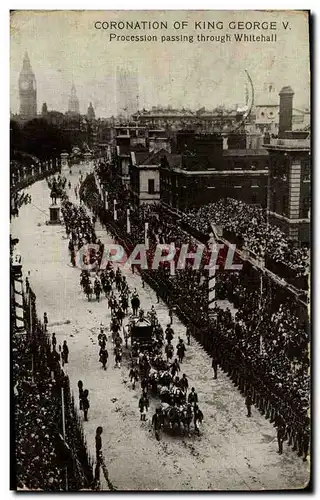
[48,204,61,225]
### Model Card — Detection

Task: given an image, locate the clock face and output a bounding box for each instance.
[21,81,29,90]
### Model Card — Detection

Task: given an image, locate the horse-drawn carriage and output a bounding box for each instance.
[123,312,155,352]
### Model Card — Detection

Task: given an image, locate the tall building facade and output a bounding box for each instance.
[264,86,310,244]
[19,52,37,120]
[68,83,80,115]
[116,68,139,118]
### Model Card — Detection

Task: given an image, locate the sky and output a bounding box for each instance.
[10,10,310,117]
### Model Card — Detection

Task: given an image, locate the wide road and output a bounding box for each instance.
[11,168,309,491]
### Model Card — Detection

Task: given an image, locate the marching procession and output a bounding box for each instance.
[61,189,206,440]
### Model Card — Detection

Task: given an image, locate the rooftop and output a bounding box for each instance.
[264,138,310,151]
[164,167,269,176]
[223,149,269,157]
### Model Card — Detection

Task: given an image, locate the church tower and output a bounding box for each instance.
[19,52,37,120]
[87,102,95,121]
[68,83,80,115]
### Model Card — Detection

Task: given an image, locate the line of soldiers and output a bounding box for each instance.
[193,322,309,460]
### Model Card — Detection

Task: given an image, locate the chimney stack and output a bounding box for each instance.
[278,86,294,138]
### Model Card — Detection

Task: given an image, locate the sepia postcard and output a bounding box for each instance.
[10,10,311,491]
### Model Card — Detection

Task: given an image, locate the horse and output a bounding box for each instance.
[121,295,129,314]
[115,269,122,291]
[110,317,120,343]
[139,353,151,379]
[181,404,193,436]
[84,281,93,301]
[159,387,174,406]
[94,279,102,302]
[116,307,125,326]
[158,371,172,387]
[163,406,183,433]
[102,279,112,299]
[80,272,89,289]
[114,346,122,368]
[173,387,186,406]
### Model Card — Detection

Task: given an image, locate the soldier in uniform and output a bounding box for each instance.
[129,366,139,390]
[139,393,149,421]
[186,325,191,346]
[52,332,57,349]
[78,380,84,410]
[99,347,109,370]
[165,325,174,343]
[82,389,90,421]
[277,424,286,454]
[95,426,103,463]
[188,387,198,406]
[212,353,218,379]
[245,392,252,418]
[62,340,69,364]
[43,312,48,331]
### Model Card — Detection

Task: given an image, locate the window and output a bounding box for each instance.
[282,194,288,217]
[302,162,310,182]
[301,195,310,219]
[235,161,243,170]
[148,179,155,194]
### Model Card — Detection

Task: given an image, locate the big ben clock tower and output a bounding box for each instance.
[19,52,37,120]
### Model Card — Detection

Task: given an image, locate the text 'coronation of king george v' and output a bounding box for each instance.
[94,20,281,30]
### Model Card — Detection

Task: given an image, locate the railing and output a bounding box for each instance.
[11,158,61,195]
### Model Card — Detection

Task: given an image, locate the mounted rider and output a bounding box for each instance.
[177,338,186,363]
[165,340,174,361]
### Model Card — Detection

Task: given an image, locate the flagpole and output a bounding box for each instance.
[29,286,34,383]
[61,385,68,491]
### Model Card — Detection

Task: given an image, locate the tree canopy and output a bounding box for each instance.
[10,118,71,159]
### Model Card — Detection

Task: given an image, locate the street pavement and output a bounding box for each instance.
[10,168,309,491]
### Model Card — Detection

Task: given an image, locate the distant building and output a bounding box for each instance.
[264,135,310,244]
[147,129,171,153]
[129,149,164,207]
[264,86,310,244]
[133,107,245,133]
[160,149,268,210]
[87,102,95,121]
[41,102,48,116]
[253,83,310,135]
[116,68,139,118]
[67,83,80,115]
[19,52,37,120]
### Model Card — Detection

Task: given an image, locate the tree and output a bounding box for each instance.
[21,118,71,159]
[10,120,22,153]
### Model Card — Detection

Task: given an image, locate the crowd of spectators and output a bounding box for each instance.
[12,285,95,490]
[186,198,309,278]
